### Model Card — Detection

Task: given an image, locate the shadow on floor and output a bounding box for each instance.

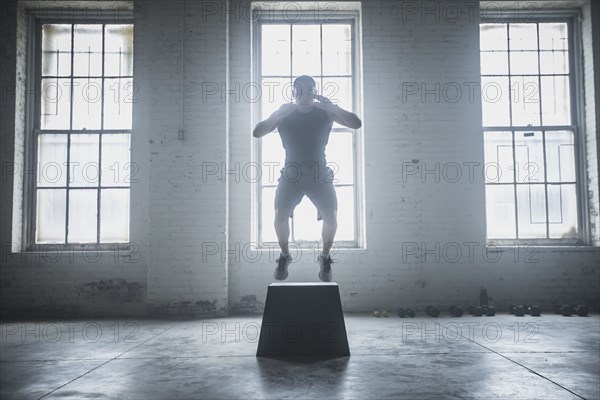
[256,355,351,393]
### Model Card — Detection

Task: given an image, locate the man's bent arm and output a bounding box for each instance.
[316,95,362,129]
[253,112,281,138]
[328,104,362,130]
[253,103,298,138]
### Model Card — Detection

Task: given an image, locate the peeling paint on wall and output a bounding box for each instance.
[149,299,226,318]
[415,280,427,289]
[229,295,264,315]
[77,279,145,303]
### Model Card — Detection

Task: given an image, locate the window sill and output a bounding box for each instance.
[12,243,136,254]
[485,244,600,252]
[252,243,366,253]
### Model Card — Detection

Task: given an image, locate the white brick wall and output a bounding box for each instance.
[0,0,150,318]
[141,0,228,315]
[227,0,600,314]
[0,0,599,318]
[582,0,599,246]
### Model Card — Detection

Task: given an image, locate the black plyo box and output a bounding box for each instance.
[256,282,350,357]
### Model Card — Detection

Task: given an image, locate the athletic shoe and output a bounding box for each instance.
[273,253,292,280]
[318,254,333,282]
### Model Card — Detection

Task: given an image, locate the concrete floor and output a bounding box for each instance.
[1,313,599,400]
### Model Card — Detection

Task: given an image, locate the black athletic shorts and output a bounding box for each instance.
[274,163,337,221]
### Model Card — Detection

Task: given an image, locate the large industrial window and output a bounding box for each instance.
[479,16,586,244]
[252,8,363,248]
[29,21,133,248]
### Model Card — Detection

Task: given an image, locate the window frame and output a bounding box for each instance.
[251,7,365,250]
[480,9,590,246]
[22,9,135,252]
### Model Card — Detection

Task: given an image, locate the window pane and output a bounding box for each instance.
[539,23,568,51]
[68,189,98,243]
[509,23,538,51]
[326,132,353,185]
[261,187,277,242]
[261,77,291,120]
[259,21,358,246]
[72,78,102,130]
[541,75,571,126]
[516,184,546,238]
[101,134,131,187]
[322,24,351,75]
[105,24,134,76]
[485,185,515,239]
[509,51,539,75]
[41,78,71,130]
[539,51,568,75]
[481,20,577,243]
[261,25,290,76]
[70,134,99,187]
[73,24,103,77]
[548,184,578,238]
[480,24,507,51]
[104,78,133,129]
[36,189,66,243]
[321,77,352,115]
[37,23,134,247]
[291,186,353,242]
[261,134,285,186]
[42,24,72,76]
[484,131,513,183]
[335,185,354,241]
[293,196,321,241]
[100,188,129,242]
[480,51,508,75]
[545,131,575,182]
[514,131,544,183]
[510,75,540,126]
[73,78,102,129]
[292,24,321,76]
[38,134,68,187]
[481,76,510,126]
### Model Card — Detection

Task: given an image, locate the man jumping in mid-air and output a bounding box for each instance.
[252,75,362,282]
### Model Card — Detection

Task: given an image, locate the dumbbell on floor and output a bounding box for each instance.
[449,305,463,317]
[426,306,440,318]
[468,305,483,316]
[482,305,496,316]
[525,304,542,317]
[509,304,526,316]
[510,304,545,317]
[560,304,574,316]
[553,303,589,316]
[398,308,416,317]
[575,305,589,316]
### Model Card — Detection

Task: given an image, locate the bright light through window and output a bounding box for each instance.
[257,21,358,245]
[36,23,133,244]
[479,22,580,242]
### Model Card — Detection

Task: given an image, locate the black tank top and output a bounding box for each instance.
[277,106,334,168]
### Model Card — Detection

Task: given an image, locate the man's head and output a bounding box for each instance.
[292,75,316,104]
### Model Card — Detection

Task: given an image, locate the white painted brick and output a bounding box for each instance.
[0,0,598,318]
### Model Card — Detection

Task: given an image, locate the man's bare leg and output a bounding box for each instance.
[320,208,337,256]
[274,208,292,255]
